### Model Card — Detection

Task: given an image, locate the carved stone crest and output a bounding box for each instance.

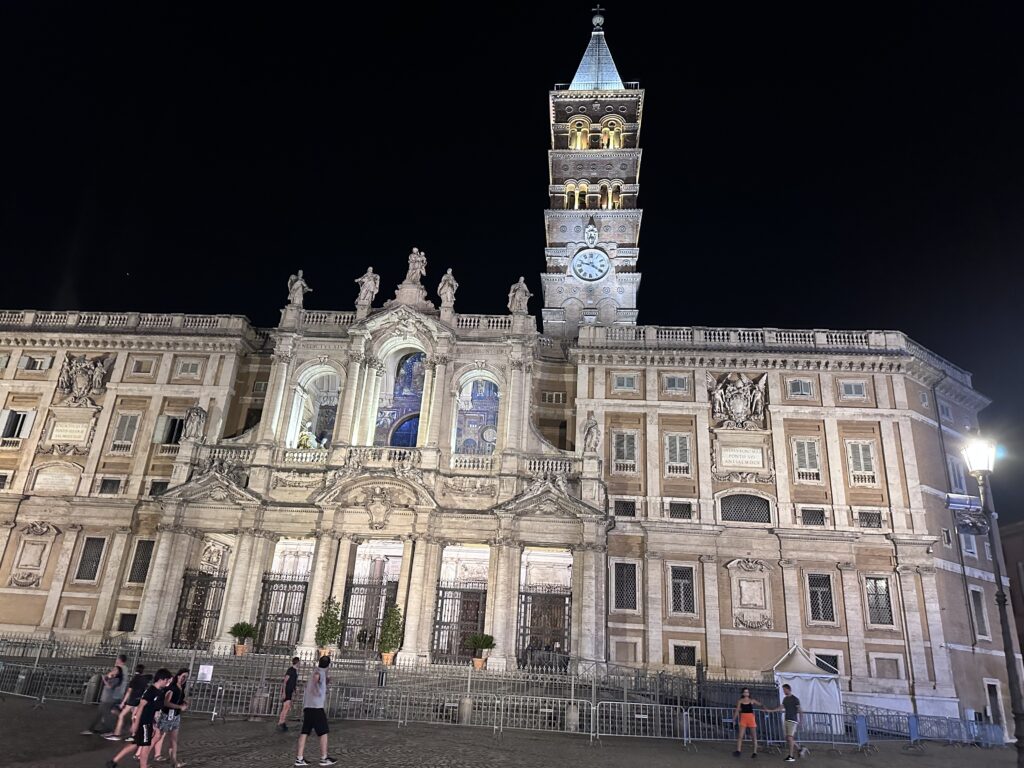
[9,571,41,588]
[363,486,393,530]
[443,476,498,497]
[706,372,767,429]
[56,353,109,407]
[194,456,248,486]
[21,521,58,537]
[734,613,774,631]
[271,472,325,490]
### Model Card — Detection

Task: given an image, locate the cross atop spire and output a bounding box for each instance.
[569,9,624,91]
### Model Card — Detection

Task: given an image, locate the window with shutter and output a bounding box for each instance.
[613,562,638,610]
[663,375,689,393]
[613,499,636,517]
[939,402,953,421]
[788,379,813,397]
[846,441,877,485]
[960,533,977,557]
[815,654,840,673]
[612,431,637,473]
[947,455,967,494]
[99,478,121,495]
[840,380,867,400]
[664,433,691,475]
[969,587,990,638]
[111,413,139,452]
[793,438,822,482]
[612,373,638,391]
[720,494,772,523]
[75,537,107,581]
[117,613,137,632]
[667,501,693,519]
[671,566,696,613]
[801,508,826,526]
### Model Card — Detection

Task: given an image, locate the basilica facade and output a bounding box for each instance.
[0,15,1014,727]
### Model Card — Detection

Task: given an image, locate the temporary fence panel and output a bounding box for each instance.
[594,701,687,741]
[501,696,592,736]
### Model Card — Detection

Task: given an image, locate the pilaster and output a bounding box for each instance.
[39,524,82,629]
[896,564,931,687]
[779,559,803,649]
[135,526,177,640]
[917,565,955,694]
[645,551,664,665]
[425,355,450,447]
[299,531,339,649]
[92,527,131,633]
[700,555,722,668]
[334,354,363,445]
[839,562,869,680]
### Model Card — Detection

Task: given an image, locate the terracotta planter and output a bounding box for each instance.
[380,651,396,665]
[234,643,248,656]
[471,657,486,671]
[317,647,331,659]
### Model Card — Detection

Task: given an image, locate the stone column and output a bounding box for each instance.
[334,354,364,445]
[645,413,661,515]
[39,524,82,629]
[328,536,358,601]
[917,565,955,694]
[0,520,16,565]
[397,538,443,663]
[218,530,256,639]
[299,532,339,649]
[694,409,716,523]
[573,544,606,661]
[700,555,723,668]
[779,559,803,649]
[487,540,522,670]
[504,359,525,451]
[259,353,293,444]
[896,565,931,686]
[135,526,178,640]
[151,530,200,643]
[238,532,278,626]
[645,551,664,666]
[394,537,415,613]
[92,527,132,632]
[839,562,869,680]
[415,363,435,448]
[425,356,450,448]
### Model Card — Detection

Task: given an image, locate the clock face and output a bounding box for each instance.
[570,248,611,281]
[481,425,498,443]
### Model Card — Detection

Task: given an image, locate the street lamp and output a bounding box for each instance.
[958,436,1023,761]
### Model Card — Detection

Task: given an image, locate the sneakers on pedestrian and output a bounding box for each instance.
[799,748,809,757]
[319,759,338,767]
[751,753,758,759]
[124,735,135,743]
[106,761,118,768]
[784,757,796,763]
[278,723,289,732]
[733,751,742,758]
[80,729,96,735]
[294,759,309,767]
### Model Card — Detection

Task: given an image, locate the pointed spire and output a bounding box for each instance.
[569,7,624,91]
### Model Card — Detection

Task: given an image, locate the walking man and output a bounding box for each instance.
[82,654,127,735]
[295,656,336,766]
[774,683,808,762]
[107,667,172,768]
[104,664,151,741]
[278,657,300,732]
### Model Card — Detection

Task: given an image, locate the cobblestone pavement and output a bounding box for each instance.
[1,698,1014,768]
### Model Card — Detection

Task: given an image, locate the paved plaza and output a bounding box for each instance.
[0,698,1015,768]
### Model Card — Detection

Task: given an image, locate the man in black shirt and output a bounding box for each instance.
[107,667,172,768]
[105,664,151,741]
[772,683,807,762]
[278,657,301,732]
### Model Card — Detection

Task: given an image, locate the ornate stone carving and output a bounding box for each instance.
[727,557,771,573]
[21,521,58,537]
[35,443,88,456]
[287,270,312,307]
[706,372,767,429]
[355,267,380,305]
[734,613,774,631]
[271,472,326,490]
[507,276,532,314]
[582,411,601,453]
[194,456,248,486]
[56,353,109,407]
[443,476,498,497]
[182,405,207,442]
[510,359,525,371]
[698,554,717,564]
[405,248,427,284]
[201,540,228,572]
[9,571,41,588]
[438,268,458,308]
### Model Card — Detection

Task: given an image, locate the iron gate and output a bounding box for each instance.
[254,571,309,654]
[170,568,227,649]
[340,579,398,651]
[517,585,572,667]
[431,580,487,662]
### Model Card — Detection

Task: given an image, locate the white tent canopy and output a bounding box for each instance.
[768,645,843,716]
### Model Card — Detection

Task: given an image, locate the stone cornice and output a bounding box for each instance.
[569,350,906,373]
[772,529,863,543]
[0,334,254,354]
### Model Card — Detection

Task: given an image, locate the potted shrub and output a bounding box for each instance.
[378,604,404,665]
[467,633,495,670]
[229,621,257,656]
[314,595,343,658]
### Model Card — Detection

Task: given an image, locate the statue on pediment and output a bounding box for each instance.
[405,247,427,284]
[507,276,532,314]
[183,405,207,442]
[355,267,380,304]
[438,268,458,307]
[287,270,312,307]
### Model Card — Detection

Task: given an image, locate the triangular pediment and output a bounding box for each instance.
[358,304,449,341]
[493,477,605,520]
[159,470,262,507]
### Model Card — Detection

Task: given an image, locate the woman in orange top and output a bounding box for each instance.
[733,688,765,757]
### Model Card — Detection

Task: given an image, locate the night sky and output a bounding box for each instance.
[2,4,1023,518]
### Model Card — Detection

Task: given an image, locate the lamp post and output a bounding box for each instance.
[959,437,1024,760]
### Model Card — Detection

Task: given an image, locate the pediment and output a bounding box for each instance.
[360,304,447,341]
[159,471,262,507]
[314,472,436,510]
[493,477,605,520]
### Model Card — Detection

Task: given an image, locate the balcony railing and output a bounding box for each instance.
[0,437,22,450]
[522,456,580,476]
[451,454,494,471]
[0,311,252,335]
[157,444,180,457]
[109,442,133,454]
[344,446,420,468]
[281,448,329,465]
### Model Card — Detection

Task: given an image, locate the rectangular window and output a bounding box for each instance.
[111,413,139,452]
[252,380,269,394]
[789,379,813,397]
[1,410,34,439]
[985,541,993,561]
[664,433,691,475]
[668,501,693,520]
[75,537,106,581]
[0,474,7,490]
[131,359,154,375]
[969,587,990,638]
[671,566,696,614]
[939,402,953,421]
[858,510,883,529]
[149,480,169,496]
[612,373,638,392]
[961,533,977,557]
[808,573,836,622]
[801,508,826,526]
[720,494,772,524]
[127,540,156,584]
[948,455,967,494]
[117,613,137,632]
[941,528,953,548]
[162,416,185,445]
[865,576,894,625]
[815,654,840,674]
[613,562,638,610]
[613,499,636,517]
[919,391,930,407]
[20,355,51,371]
[840,380,867,400]
[612,431,638,473]
[541,390,566,404]
[673,645,697,667]
[793,438,822,482]
[663,375,689,393]
[846,441,877,485]
[99,478,121,495]
[178,360,201,377]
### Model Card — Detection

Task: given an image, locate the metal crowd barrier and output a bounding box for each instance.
[501,695,592,737]
[683,707,871,754]
[594,701,687,742]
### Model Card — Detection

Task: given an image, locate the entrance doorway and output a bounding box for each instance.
[430,544,489,662]
[516,548,572,668]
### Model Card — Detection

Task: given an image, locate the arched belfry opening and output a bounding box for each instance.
[286,366,340,448]
[374,350,426,447]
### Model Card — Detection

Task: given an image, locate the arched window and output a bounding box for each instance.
[569,120,589,150]
[599,183,610,210]
[454,379,500,454]
[287,369,340,448]
[610,183,622,210]
[577,182,589,210]
[374,351,426,447]
[564,183,576,210]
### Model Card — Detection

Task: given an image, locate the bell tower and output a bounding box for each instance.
[541,10,643,338]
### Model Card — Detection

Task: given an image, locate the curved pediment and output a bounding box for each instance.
[314,471,437,510]
[159,470,262,507]
[493,476,605,520]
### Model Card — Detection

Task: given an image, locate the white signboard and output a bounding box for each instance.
[50,421,90,443]
[197,664,214,682]
[721,446,763,468]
